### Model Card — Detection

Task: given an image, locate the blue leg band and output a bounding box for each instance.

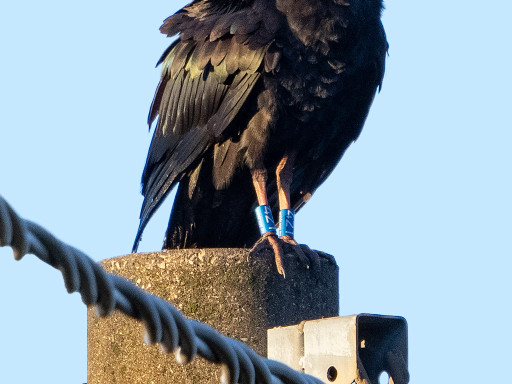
[278,209,295,237]
[255,205,276,235]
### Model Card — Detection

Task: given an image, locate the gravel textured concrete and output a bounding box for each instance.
[87,247,338,384]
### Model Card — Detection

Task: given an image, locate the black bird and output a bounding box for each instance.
[133,0,388,275]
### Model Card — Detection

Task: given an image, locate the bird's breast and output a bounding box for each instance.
[272,16,386,123]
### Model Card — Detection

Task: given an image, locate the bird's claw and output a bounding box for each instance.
[251,234,329,277]
[280,235,321,271]
[251,232,286,277]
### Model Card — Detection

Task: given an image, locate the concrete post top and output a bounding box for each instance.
[88,247,339,384]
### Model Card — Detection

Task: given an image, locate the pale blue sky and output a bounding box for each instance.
[1,1,511,383]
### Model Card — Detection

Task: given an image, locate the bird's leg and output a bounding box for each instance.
[276,153,296,243]
[250,168,285,276]
[252,169,269,206]
[276,153,321,269]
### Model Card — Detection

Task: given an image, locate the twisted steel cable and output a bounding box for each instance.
[0,195,323,384]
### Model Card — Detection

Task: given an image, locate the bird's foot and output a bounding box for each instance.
[280,235,321,270]
[251,232,286,277]
[250,234,334,277]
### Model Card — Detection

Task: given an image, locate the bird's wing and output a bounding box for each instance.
[133,1,282,251]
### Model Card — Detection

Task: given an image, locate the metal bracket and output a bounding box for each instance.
[267,314,408,384]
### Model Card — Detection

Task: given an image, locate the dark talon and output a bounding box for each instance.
[279,235,310,266]
[280,235,322,270]
[278,235,321,271]
[297,243,322,271]
[314,249,337,265]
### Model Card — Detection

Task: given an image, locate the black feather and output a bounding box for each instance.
[133,0,388,251]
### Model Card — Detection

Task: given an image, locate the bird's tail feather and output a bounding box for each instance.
[164,163,259,249]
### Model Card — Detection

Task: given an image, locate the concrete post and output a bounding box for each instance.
[87,247,338,384]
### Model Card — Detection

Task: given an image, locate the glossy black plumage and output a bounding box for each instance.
[133,0,388,251]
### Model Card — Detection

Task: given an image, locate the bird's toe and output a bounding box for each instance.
[250,232,286,277]
[279,235,310,266]
[297,244,322,271]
